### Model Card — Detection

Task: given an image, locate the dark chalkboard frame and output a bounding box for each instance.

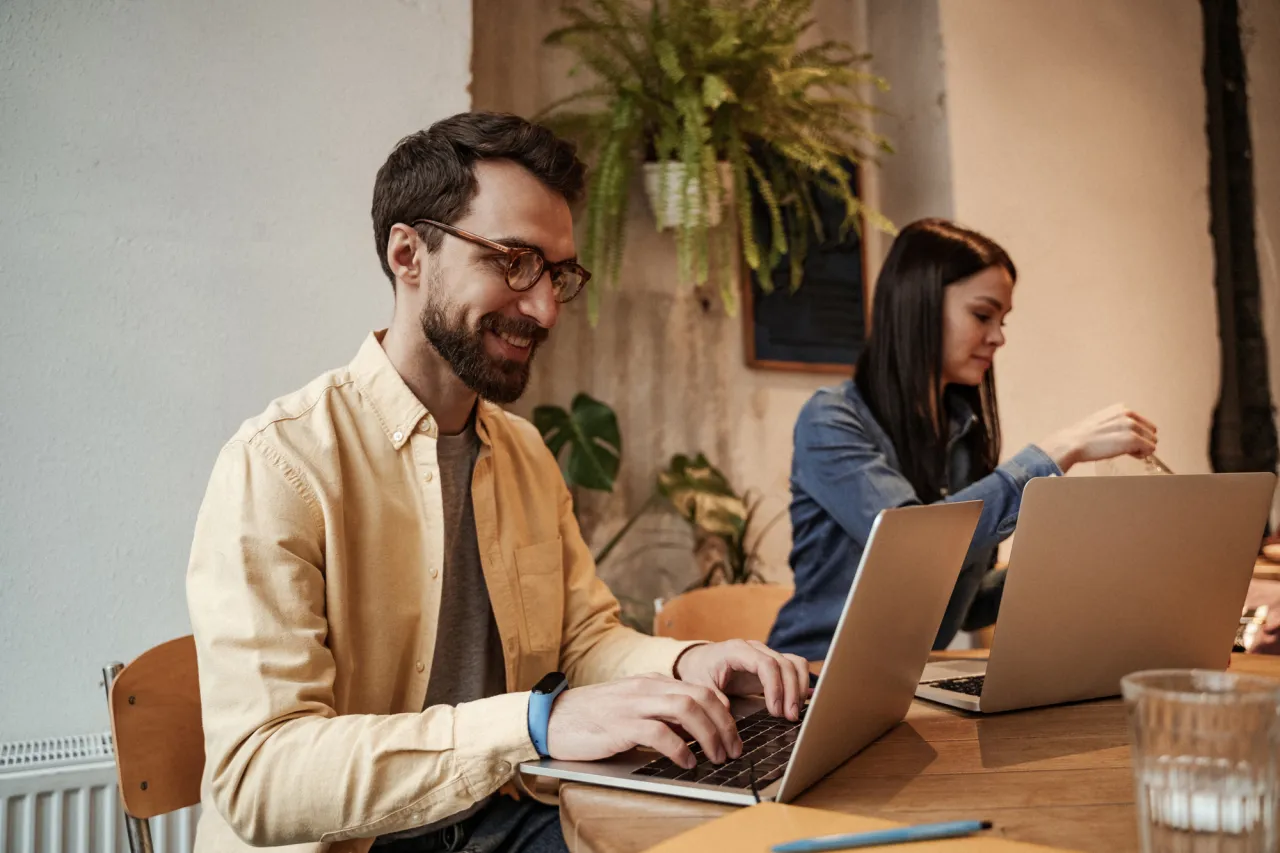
[740,159,872,375]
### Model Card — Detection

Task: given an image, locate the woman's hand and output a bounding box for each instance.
[1038,404,1158,473]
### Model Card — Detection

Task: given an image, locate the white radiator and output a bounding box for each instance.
[0,734,198,853]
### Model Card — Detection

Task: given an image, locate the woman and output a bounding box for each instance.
[767,219,1158,659]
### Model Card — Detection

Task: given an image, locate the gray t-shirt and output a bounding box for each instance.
[375,417,507,845]
[423,420,507,707]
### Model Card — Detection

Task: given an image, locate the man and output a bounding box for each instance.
[186,111,811,853]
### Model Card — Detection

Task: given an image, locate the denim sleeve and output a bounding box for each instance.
[793,394,1062,554]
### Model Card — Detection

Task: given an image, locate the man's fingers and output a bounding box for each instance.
[652,693,731,763]
[644,686,739,762]
[672,680,738,746]
[749,649,788,717]
[631,720,695,769]
[747,641,802,720]
[783,653,813,702]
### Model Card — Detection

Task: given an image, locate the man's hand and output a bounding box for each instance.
[675,640,812,722]
[545,674,743,769]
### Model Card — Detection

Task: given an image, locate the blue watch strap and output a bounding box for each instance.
[528,673,568,758]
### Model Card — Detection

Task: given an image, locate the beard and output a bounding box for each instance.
[419,290,548,405]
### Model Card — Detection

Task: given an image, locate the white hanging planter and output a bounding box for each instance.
[642,161,735,231]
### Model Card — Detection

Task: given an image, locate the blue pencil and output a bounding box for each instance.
[772,819,994,852]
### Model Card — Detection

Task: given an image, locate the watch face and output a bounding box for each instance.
[532,672,567,695]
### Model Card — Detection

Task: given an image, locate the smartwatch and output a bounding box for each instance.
[527,671,568,758]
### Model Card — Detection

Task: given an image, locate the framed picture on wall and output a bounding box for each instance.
[741,158,871,374]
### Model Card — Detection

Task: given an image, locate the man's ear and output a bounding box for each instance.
[387,223,426,292]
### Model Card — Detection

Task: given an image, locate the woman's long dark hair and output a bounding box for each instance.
[854,218,1016,503]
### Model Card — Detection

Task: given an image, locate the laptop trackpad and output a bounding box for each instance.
[920,658,988,682]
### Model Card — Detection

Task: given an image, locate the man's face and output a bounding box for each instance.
[419,159,576,403]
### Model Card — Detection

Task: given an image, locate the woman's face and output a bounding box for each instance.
[940,265,1014,387]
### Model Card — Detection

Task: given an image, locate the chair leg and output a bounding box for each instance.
[103,663,155,853]
[125,815,155,853]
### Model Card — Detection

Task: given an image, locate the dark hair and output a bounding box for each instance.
[854,218,1016,503]
[371,111,586,286]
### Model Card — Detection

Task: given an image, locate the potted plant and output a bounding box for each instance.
[532,392,622,496]
[656,453,786,589]
[540,0,892,320]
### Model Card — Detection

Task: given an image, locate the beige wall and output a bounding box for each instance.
[473,2,868,620]
[938,0,1220,477]
[473,0,1280,625]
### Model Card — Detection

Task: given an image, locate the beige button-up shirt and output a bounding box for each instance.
[186,332,695,853]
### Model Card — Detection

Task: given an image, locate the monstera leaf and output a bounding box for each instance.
[533,393,622,492]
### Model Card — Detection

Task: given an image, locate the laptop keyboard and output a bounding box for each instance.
[924,674,985,696]
[629,707,806,790]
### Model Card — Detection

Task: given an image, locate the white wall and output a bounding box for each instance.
[0,0,472,742]
[936,0,1219,476]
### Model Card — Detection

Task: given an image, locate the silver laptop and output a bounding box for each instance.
[520,500,983,805]
[917,473,1276,713]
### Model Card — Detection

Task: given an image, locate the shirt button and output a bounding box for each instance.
[424,470,434,483]
[392,430,403,442]
[498,761,511,773]
[420,418,433,433]
[430,567,440,579]
[415,661,424,673]
[505,638,517,652]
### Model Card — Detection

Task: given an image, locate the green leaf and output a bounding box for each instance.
[707,32,743,59]
[541,0,896,313]
[691,493,748,541]
[533,393,621,492]
[656,453,750,572]
[701,74,735,110]
[655,39,684,82]
[657,453,738,512]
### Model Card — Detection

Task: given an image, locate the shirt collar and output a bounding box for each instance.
[349,330,498,450]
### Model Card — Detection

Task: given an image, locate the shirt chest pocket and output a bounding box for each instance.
[514,538,564,653]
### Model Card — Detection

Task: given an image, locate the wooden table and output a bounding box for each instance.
[557,654,1280,853]
[1252,557,1280,582]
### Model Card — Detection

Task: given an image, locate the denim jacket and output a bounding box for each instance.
[767,380,1061,660]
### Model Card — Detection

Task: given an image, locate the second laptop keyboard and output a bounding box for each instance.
[924,674,986,696]
[629,707,806,790]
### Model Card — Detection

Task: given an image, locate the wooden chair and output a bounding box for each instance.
[653,584,794,643]
[102,635,205,853]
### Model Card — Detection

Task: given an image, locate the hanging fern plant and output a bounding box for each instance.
[539,0,893,321]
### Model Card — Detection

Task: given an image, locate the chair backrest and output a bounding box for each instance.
[106,635,205,819]
[653,584,794,643]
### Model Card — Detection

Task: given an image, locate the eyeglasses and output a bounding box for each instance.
[411,219,590,304]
